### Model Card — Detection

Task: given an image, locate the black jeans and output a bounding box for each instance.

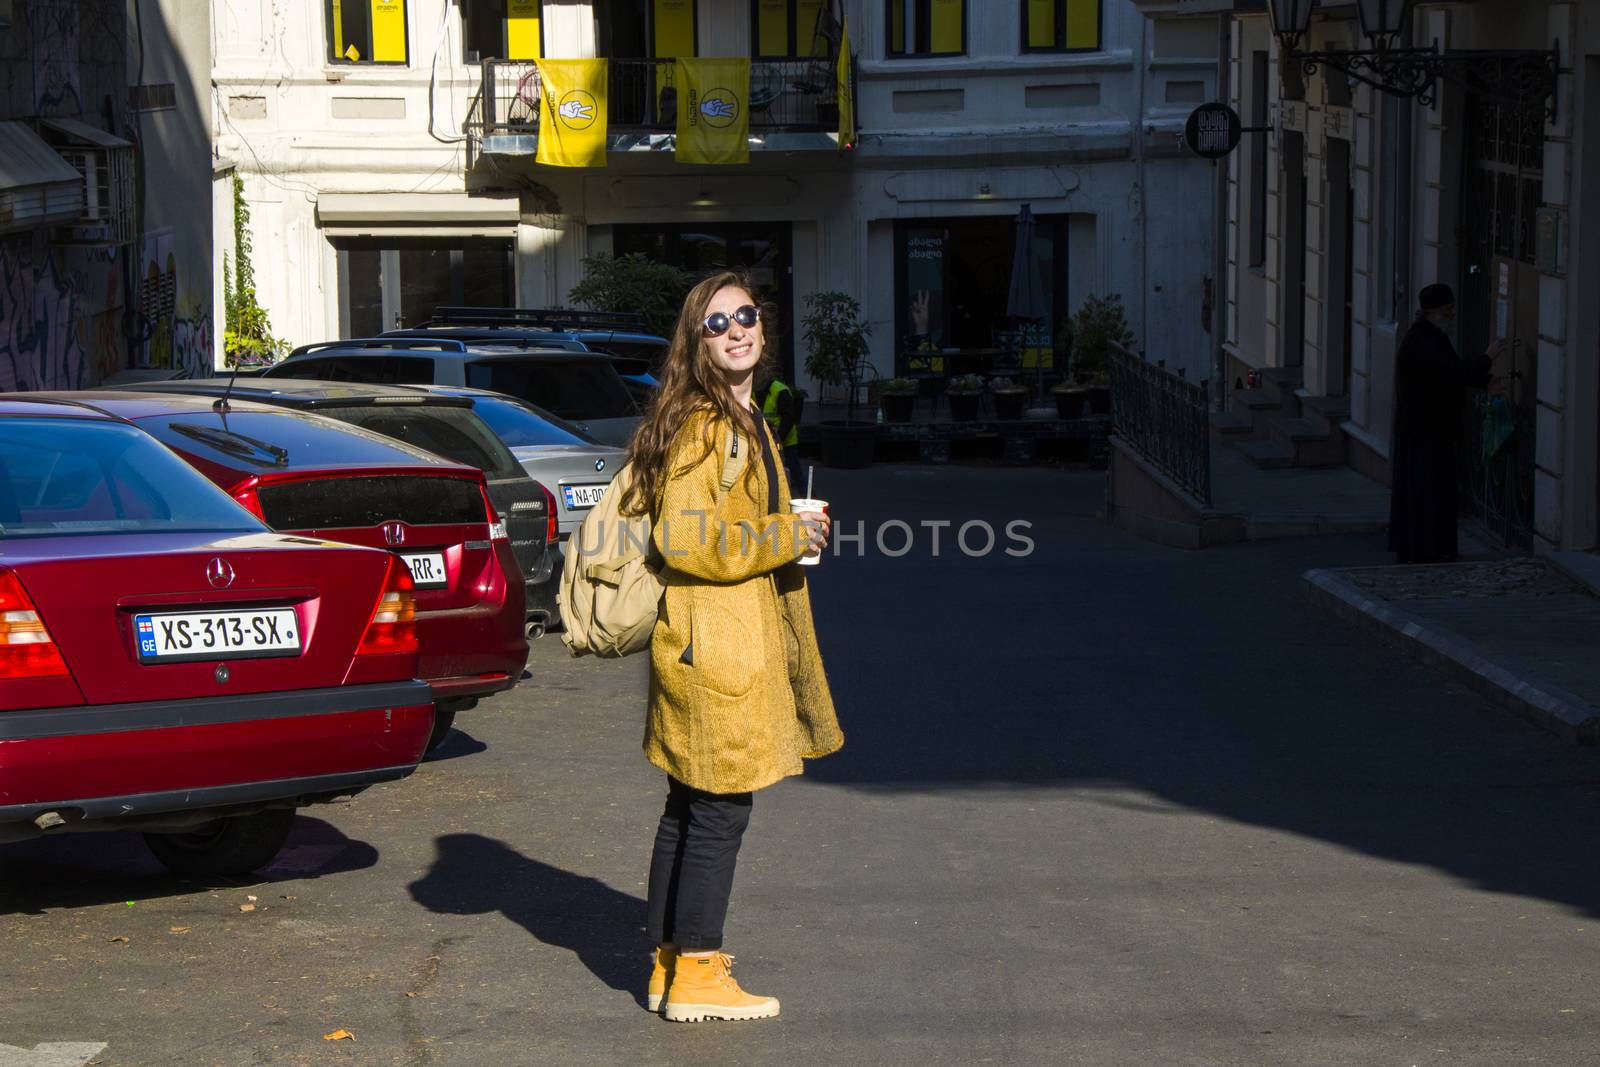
[645,776,753,951]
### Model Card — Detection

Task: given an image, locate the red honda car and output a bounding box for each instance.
[0,397,433,875]
[49,393,530,750]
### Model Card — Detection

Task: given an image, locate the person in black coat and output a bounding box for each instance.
[1388,284,1506,564]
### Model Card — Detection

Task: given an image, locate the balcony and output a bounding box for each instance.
[466,57,843,164]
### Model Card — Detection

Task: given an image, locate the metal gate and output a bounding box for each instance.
[1457,86,1543,550]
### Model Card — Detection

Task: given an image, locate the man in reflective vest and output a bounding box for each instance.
[758,374,806,491]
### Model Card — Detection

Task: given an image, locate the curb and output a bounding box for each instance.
[1302,568,1600,745]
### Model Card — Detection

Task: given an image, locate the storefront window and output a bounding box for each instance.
[894,215,1070,375]
[334,237,514,334]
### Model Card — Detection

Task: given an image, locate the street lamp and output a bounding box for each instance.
[1267,0,1316,54]
[1354,0,1409,52]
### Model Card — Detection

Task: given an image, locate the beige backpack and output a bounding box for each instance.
[559,426,745,658]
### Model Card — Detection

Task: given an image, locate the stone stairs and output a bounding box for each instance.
[1211,367,1350,470]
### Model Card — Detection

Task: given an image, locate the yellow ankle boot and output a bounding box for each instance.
[662,952,780,1023]
[647,946,677,1012]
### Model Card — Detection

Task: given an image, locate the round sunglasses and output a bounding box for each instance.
[703,305,761,336]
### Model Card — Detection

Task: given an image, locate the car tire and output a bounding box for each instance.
[143,808,296,877]
[425,707,457,753]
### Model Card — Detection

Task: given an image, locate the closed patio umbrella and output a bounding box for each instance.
[1006,203,1050,403]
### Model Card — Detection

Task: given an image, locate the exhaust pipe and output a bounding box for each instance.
[526,621,546,641]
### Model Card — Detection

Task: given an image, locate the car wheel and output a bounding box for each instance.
[425,707,458,753]
[143,808,296,877]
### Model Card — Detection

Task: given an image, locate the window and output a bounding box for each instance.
[893,215,1073,374]
[1248,50,1268,269]
[326,0,409,64]
[1022,0,1101,53]
[462,0,542,63]
[464,360,638,421]
[333,237,515,334]
[269,356,436,384]
[753,0,830,58]
[318,407,525,480]
[887,0,965,58]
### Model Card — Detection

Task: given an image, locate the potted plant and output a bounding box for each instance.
[946,374,985,422]
[1067,293,1135,415]
[880,377,918,423]
[989,375,1028,420]
[802,290,876,468]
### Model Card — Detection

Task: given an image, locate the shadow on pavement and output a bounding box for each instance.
[408,833,645,1003]
[422,726,490,763]
[0,815,378,915]
[803,464,1600,918]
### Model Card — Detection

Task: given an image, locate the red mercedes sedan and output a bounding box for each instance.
[0,397,433,875]
[48,393,531,751]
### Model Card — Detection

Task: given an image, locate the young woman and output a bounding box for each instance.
[621,271,844,1023]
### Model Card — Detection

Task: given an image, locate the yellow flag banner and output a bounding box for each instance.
[675,58,750,166]
[836,17,855,151]
[536,59,608,168]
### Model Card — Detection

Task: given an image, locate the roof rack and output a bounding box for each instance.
[423,306,651,334]
[286,337,470,358]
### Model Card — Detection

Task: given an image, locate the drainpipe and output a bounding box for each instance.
[1213,10,1232,410]
[1135,13,1150,360]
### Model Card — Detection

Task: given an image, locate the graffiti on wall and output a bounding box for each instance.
[135,230,213,378]
[0,242,89,392]
[30,1,83,113]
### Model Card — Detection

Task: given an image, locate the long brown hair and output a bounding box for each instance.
[621,270,776,516]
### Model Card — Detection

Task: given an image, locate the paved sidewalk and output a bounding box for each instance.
[1305,556,1600,743]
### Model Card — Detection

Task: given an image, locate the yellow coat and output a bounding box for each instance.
[645,409,843,794]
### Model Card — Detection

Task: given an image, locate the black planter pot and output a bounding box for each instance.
[882,392,916,423]
[992,390,1028,420]
[820,420,877,469]
[1088,385,1111,415]
[1053,388,1091,419]
[948,392,982,422]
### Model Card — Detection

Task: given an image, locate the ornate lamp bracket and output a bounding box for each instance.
[1290,40,1560,122]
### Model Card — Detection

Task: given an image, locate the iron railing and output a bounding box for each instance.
[466,57,839,152]
[1108,342,1213,506]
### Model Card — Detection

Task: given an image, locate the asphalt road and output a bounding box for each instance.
[4,464,1600,1066]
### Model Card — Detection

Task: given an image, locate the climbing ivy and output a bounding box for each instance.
[222,175,287,367]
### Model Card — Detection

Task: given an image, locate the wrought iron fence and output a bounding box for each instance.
[466,57,838,146]
[1462,393,1535,551]
[1108,342,1212,506]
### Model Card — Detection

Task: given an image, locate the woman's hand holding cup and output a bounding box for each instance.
[790,499,830,565]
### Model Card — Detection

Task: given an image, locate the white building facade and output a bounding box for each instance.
[1133,0,1598,554]
[214,0,1220,391]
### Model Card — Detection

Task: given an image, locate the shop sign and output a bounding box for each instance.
[1184,102,1241,159]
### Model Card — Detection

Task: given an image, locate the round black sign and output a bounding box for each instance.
[1185,102,1242,159]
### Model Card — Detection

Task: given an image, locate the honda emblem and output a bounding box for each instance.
[205,557,235,589]
[383,522,406,547]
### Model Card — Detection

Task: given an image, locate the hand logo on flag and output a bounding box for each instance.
[556,90,598,130]
[698,88,739,128]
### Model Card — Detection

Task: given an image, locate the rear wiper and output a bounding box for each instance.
[166,422,289,467]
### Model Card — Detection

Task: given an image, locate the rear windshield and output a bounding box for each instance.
[464,359,638,421]
[256,475,487,530]
[466,395,592,448]
[314,405,524,481]
[589,340,667,373]
[266,355,436,384]
[141,410,440,469]
[0,418,263,539]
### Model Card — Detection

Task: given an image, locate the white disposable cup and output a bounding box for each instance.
[789,498,829,566]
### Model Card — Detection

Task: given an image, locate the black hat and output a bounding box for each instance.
[1419,284,1455,311]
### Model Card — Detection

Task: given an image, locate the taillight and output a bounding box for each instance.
[357,560,418,655]
[542,483,558,544]
[0,571,69,679]
[232,485,265,520]
[482,485,508,543]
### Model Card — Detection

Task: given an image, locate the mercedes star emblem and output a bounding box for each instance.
[205,557,236,589]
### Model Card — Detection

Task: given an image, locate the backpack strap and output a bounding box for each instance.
[719,421,746,492]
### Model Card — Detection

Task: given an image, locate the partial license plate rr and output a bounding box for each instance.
[135,608,300,663]
[563,483,609,510]
[400,551,449,589]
